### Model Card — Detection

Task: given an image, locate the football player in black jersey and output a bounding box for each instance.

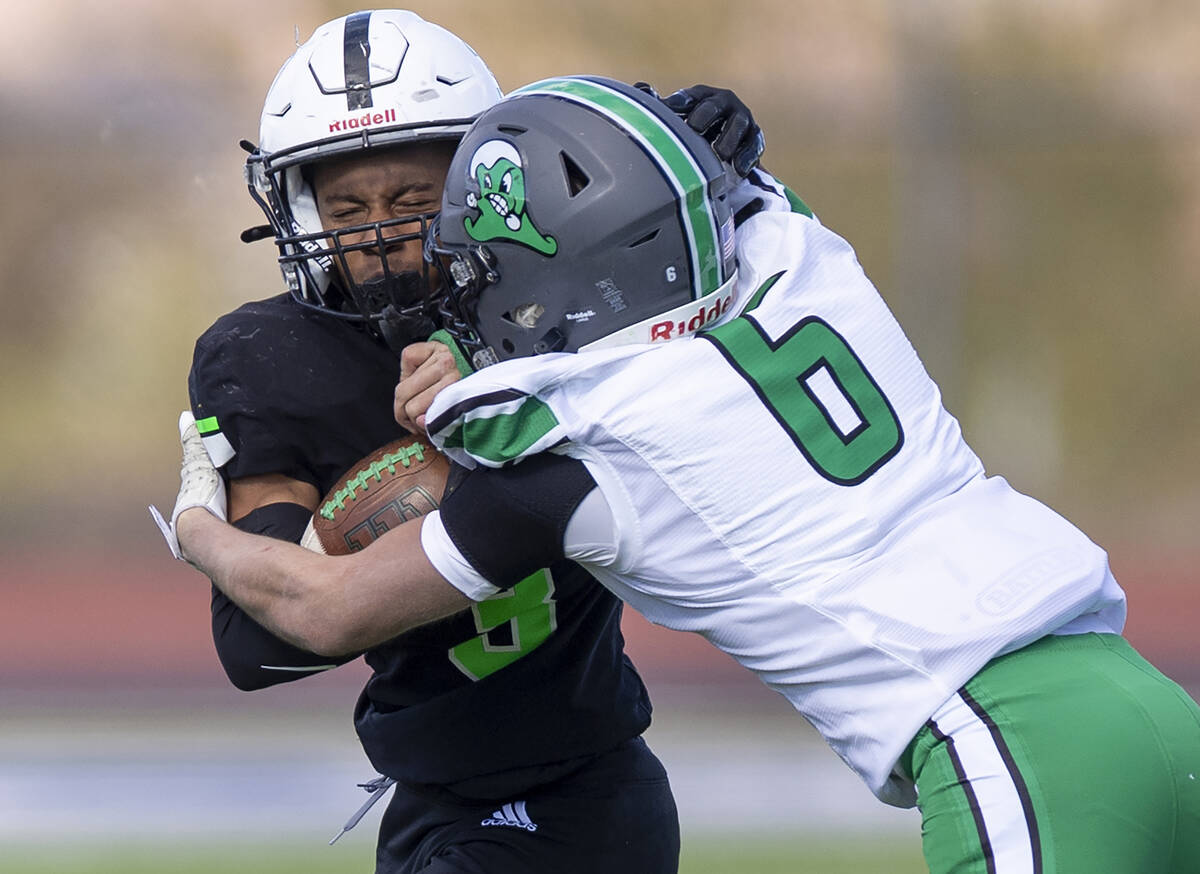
[177,11,764,874]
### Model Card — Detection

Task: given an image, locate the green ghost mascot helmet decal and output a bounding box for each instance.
[463,140,558,256]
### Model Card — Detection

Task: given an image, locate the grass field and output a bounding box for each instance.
[0,835,927,874]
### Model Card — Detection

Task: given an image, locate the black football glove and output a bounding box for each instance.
[663,84,765,178]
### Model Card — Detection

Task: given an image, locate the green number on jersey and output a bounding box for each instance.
[702,273,903,484]
[448,569,557,680]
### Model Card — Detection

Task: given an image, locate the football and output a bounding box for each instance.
[301,437,450,555]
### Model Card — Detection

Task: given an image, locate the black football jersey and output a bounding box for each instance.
[188,294,651,787]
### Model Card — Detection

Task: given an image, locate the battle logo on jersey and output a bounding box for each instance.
[463,140,558,256]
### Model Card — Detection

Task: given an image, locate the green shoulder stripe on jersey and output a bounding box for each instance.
[195,416,220,435]
[783,186,814,218]
[741,271,787,315]
[320,442,427,520]
[440,396,560,466]
[512,77,723,299]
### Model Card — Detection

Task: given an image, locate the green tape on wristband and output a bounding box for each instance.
[428,329,475,377]
[195,416,220,435]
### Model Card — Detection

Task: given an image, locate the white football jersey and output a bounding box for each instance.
[423,206,1127,807]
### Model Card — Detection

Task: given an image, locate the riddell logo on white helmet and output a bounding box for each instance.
[329,108,399,133]
[649,294,733,342]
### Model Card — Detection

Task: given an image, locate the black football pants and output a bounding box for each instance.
[375,736,679,874]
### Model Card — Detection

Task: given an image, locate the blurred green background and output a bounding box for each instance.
[1,1,1196,871]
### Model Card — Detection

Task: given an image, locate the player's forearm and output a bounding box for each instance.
[178,508,350,654]
[211,587,356,689]
[211,501,354,689]
[177,508,471,655]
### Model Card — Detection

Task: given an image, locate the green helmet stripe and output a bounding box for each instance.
[512,78,723,299]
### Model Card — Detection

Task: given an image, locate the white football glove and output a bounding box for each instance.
[149,411,227,560]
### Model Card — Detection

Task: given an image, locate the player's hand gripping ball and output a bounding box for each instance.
[301,438,450,555]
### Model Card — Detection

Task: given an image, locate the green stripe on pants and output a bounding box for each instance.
[905,633,1200,873]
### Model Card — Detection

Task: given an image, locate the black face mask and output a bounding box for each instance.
[358,271,439,356]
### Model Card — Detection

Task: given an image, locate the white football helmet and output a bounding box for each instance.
[243,10,502,349]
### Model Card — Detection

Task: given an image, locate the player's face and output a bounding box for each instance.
[311,142,455,286]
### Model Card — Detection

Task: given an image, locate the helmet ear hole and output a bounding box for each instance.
[561,152,591,197]
[503,303,545,328]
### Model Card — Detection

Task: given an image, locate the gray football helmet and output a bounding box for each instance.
[429,76,739,368]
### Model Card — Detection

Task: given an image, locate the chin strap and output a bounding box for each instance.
[358,272,438,355]
[378,304,437,356]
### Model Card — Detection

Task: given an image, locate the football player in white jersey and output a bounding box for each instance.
[162,76,1200,873]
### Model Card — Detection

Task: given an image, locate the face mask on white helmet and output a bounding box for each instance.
[242,9,502,352]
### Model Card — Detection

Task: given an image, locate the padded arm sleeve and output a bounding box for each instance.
[210,502,358,690]
[437,453,598,590]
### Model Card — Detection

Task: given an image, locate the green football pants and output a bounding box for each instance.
[902,633,1200,873]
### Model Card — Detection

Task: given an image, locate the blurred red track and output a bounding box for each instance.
[1,549,1195,689]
